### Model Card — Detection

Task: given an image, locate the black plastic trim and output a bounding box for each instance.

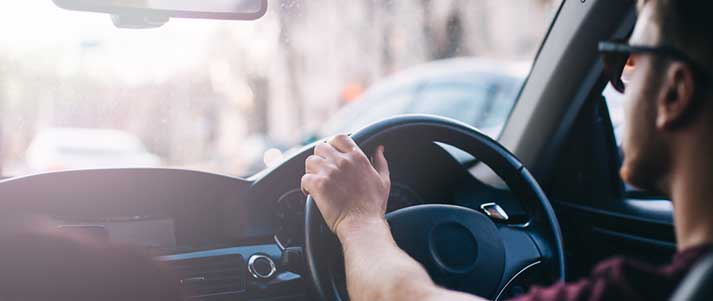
[534,6,637,185]
[590,227,676,249]
[553,199,673,226]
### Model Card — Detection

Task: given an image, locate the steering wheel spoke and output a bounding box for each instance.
[494,226,546,299]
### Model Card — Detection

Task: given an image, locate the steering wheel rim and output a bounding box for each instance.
[305,115,564,301]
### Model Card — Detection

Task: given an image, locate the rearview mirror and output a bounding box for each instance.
[53,0,267,28]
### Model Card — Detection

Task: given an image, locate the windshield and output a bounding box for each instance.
[0,1,561,177]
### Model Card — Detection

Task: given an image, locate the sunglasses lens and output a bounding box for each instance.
[602,52,628,93]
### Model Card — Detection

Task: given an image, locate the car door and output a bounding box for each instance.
[490,0,675,281]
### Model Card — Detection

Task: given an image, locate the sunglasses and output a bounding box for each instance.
[598,40,708,93]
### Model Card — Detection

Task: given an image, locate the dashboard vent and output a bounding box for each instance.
[171,254,246,297]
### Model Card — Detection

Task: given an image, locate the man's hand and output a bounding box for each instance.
[300,134,390,236]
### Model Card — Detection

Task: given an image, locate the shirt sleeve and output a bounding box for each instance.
[506,280,594,301]
[506,245,710,301]
[506,258,652,301]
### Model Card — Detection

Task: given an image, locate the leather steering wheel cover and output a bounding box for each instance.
[305,195,342,301]
[305,115,565,301]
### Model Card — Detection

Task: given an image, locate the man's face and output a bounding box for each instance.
[619,3,671,192]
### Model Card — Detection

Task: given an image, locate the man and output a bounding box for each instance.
[301,0,713,300]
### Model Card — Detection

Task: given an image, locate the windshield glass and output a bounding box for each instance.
[0,1,561,177]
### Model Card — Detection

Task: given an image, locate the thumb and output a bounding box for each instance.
[372,145,389,178]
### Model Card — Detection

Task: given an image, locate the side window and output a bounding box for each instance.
[603,83,626,148]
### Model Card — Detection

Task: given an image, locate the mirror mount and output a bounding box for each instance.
[111,14,169,29]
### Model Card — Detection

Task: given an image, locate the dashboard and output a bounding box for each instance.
[0,140,527,300]
[56,218,177,253]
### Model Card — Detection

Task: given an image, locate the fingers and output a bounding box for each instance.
[328,134,359,154]
[314,141,341,160]
[372,145,390,178]
[301,173,322,196]
[305,155,327,174]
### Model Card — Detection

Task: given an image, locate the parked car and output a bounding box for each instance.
[25,128,161,172]
[312,58,529,141]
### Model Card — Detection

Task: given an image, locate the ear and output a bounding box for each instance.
[655,62,696,130]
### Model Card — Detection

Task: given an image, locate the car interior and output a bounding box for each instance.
[1,0,710,300]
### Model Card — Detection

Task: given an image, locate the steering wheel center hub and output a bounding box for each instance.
[430,222,479,272]
[386,204,505,297]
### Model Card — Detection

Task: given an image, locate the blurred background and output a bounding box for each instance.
[0,0,560,177]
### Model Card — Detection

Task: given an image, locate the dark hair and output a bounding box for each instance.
[0,232,184,300]
[649,0,713,75]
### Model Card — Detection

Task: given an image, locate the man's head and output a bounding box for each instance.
[619,0,713,193]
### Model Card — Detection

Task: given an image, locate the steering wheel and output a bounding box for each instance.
[305,115,564,301]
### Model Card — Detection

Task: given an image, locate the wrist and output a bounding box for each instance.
[335,216,389,241]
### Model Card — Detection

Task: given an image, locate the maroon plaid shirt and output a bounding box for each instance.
[509,245,711,301]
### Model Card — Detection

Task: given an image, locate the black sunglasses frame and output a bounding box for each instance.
[598,40,709,93]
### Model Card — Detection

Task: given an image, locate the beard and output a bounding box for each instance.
[620,137,670,194]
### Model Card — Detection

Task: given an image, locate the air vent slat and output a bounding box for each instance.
[170,254,246,297]
[176,267,244,276]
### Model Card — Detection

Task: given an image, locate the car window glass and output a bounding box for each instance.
[322,88,418,136]
[478,80,522,130]
[0,1,563,177]
[412,82,489,126]
[603,83,625,147]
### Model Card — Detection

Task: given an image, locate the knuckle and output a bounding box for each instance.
[352,150,367,161]
[300,173,311,184]
[300,176,311,191]
[306,155,319,164]
[322,167,332,176]
[335,157,349,168]
[314,177,328,189]
[334,133,349,141]
[324,165,338,177]
[314,143,327,154]
[348,152,367,165]
[305,157,317,170]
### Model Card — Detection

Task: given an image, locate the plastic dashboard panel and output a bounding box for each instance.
[0,168,272,247]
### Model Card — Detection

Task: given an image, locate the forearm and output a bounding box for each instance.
[337,218,484,301]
